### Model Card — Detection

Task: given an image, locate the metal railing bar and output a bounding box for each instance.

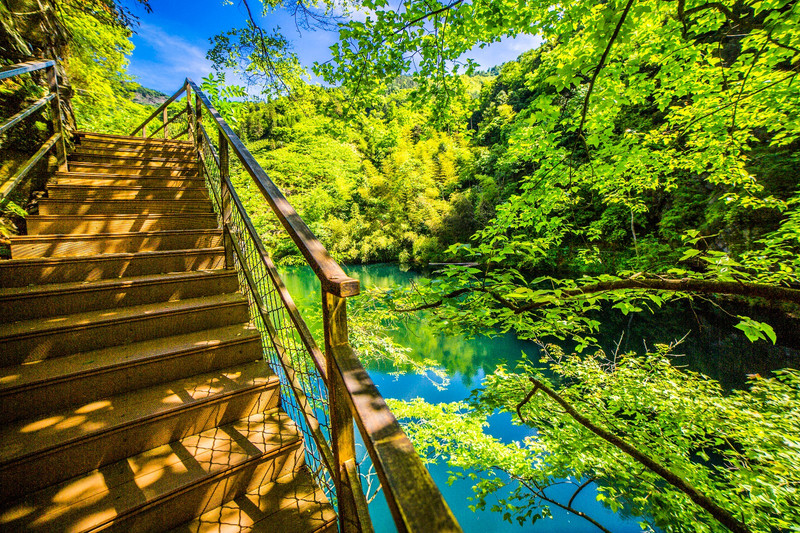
[331,342,462,533]
[184,78,359,299]
[129,85,186,137]
[0,132,60,207]
[226,223,337,478]
[0,60,54,80]
[0,94,54,136]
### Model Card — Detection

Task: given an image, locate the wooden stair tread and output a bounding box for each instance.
[0,247,226,287]
[0,247,225,268]
[0,269,239,323]
[75,131,194,145]
[38,198,214,213]
[66,162,199,176]
[25,213,218,236]
[13,228,222,244]
[25,213,218,230]
[171,468,336,533]
[55,170,203,180]
[0,324,260,396]
[0,292,246,342]
[0,269,234,301]
[49,184,209,193]
[0,410,302,533]
[67,160,198,169]
[70,154,196,163]
[0,360,278,466]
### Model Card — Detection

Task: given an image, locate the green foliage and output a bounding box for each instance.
[200,72,247,125]
[233,84,474,265]
[62,6,154,133]
[390,344,800,532]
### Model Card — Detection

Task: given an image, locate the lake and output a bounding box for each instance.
[279,263,799,532]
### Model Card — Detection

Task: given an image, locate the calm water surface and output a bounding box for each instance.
[280,263,799,533]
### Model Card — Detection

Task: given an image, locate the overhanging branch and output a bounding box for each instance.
[522,378,753,533]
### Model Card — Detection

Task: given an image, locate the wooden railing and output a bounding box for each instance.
[132,80,462,533]
[0,60,68,207]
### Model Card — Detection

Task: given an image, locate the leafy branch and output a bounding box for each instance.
[517,377,753,533]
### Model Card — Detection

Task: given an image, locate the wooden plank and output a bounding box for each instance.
[0,94,53,136]
[186,79,359,298]
[323,292,361,532]
[0,59,54,80]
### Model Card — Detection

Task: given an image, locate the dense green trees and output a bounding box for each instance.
[229,84,474,264]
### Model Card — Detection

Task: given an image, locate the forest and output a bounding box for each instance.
[1,0,799,531]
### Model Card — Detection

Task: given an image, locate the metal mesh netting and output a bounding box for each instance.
[197,125,337,506]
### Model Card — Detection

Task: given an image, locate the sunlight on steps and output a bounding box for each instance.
[0,131,336,532]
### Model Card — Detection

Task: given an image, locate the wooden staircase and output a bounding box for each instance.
[0,132,337,532]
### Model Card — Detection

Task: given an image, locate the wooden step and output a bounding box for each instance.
[69,153,197,167]
[0,248,226,287]
[73,145,194,157]
[11,228,222,259]
[48,184,210,201]
[75,131,193,146]
[171,468,337,533]
[0,410,305,533]
[0,360,280,504]
[38,198,212,216]
[0,323,261,424]
[53,172,205,188]
[0,269,239,323]
[0,292,250,364]
[67,162,198,177]
[26,214,218,235]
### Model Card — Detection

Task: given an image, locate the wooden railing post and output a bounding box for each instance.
[323,292,363,533]
[194,92,203,148]
[185,83,193,146]
[219,128,235,269]
[45,64,67,171]
[162,107,168,139]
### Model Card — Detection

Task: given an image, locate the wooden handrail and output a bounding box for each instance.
[0,133,60,207]
[0,59,54,80]
[0,59,68,206]
[0,94,54,136]
[185,78,360,298]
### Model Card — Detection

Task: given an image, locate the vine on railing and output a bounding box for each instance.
[133,78,462,533]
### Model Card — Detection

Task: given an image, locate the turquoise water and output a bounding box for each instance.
[279,263,799,532]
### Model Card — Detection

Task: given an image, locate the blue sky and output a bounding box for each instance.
[127,0,541,95]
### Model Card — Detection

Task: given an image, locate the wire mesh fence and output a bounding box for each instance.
[197,123,337,507]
